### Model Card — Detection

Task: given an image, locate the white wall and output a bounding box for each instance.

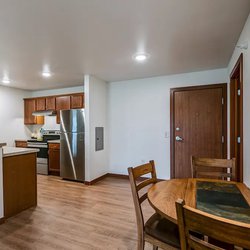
[31,85,84,97]
[228,13,250,186]
[0,148,3,219]
[0,85,31,145]
[84,75,109,181]
[108,68,228,179]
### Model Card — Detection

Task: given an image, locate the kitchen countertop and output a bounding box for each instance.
[2,146,39,157]
[0,143,7,147]
[47,140,60,144]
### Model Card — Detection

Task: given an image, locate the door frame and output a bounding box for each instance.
[170,83,228,178]
[230,53,243,182]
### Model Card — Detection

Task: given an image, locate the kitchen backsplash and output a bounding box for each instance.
[26,116,60,138]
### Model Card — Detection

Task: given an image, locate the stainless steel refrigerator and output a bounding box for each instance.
[60,109,85,182]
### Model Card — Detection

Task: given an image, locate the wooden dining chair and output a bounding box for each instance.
[175,198,250,250]
[191,156,236,181]
[128,160,180,250]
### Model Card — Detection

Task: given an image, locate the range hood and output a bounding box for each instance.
[32,110,57,116]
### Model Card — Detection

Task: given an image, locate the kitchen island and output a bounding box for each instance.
[1,146,39,219]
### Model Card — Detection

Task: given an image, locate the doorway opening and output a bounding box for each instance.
[230,53,243,182]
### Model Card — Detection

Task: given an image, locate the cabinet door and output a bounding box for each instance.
[3,153,37,218]
[56,96,70,124]
[71,94,84,109]
[56,96,71,110]
[24,99,36,124]
[49,148,60,174]
[46,97,56,110]
[15,141,27,148]
[24,99,44,125]
[36,98,46,111]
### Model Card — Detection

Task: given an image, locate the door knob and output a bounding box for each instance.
[175,136,183,141]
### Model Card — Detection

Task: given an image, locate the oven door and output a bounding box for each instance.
[27,143,48,175]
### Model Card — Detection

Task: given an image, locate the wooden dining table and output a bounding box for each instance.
[147,178,250,224]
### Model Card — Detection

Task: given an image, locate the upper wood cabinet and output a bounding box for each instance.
[24,99,44,125]
[24,93,84,125]
[36,98,46,111]
[56,96,71,110]
[71,93,84,109]
[56,96,71,124]
[46,97,56,110]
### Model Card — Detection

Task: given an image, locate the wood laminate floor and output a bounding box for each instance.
[0,175,174,250]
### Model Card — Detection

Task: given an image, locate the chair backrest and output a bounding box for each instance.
[191,156,236,181]
[176,199,250,250]
[128,160,157,234]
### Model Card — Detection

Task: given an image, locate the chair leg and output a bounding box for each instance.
[153,246,158,250]
[137,236,145,250]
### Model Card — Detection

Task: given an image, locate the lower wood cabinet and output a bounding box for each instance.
[15,140,28,148]
[48,143,60,176]
[3,153,37,219]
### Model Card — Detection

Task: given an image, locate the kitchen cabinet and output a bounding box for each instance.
[15,140,28,148]
[36,98,46,111]
[46,96,56,110]
[3,153,37,218]
[24,93,84,125]
[56,96,71,110]
[71,93,84,109]
[24,99,44,125]
[56,96,71,124]
[48,143,60,176]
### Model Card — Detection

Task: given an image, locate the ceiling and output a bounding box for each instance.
[0,0,250,90]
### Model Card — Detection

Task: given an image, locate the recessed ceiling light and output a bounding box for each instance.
[133,53,150,62]
[42,71,52,78]
[2,77,10,84]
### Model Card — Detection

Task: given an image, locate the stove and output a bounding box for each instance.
[27,130,60,175]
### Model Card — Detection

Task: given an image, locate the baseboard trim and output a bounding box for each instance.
[107,173,129,179]
[0,217,5,225]
[84,173,109,185]
[84,173,165,185]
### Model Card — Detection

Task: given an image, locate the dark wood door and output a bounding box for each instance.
[230,54,243,182]
[171,84,227,178]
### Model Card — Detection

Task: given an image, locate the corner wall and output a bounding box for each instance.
[228,13,250,186]
[0,85,31,145]
[84,75,109,181]
[108,68,228,179]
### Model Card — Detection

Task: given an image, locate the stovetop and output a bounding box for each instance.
[28,130,60,143]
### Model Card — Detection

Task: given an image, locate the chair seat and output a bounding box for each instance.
[145,213,180,248]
